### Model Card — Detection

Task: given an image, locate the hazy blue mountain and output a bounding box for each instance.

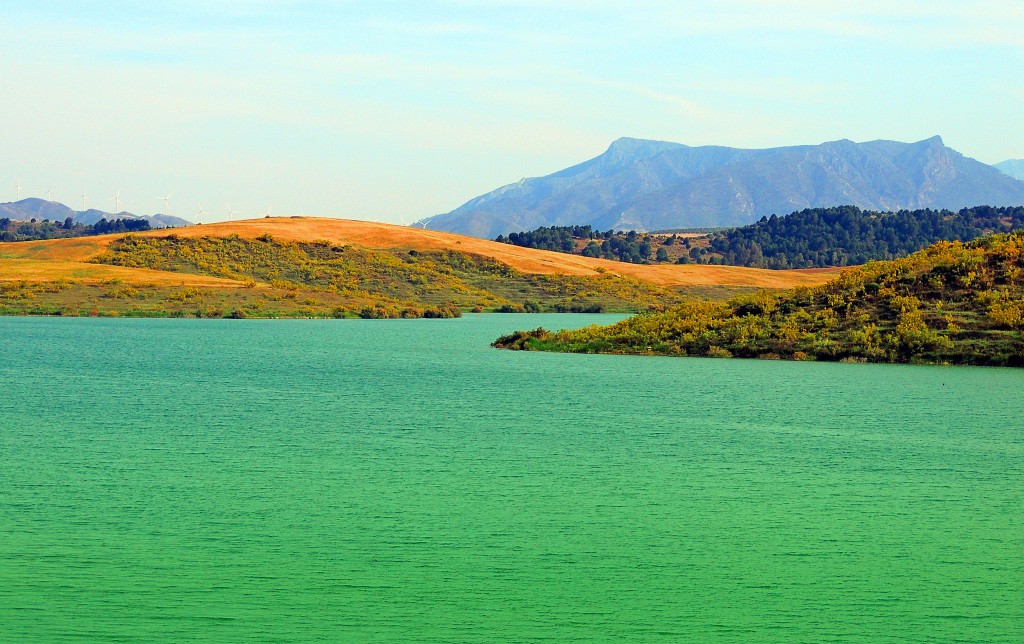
[0,198,191,228]
[417,137,1024,238]
[995,160,1024,181]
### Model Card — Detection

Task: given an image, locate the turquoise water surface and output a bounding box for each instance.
[1,315,1022,642]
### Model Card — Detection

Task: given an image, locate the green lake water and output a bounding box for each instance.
[1,314,1022,642]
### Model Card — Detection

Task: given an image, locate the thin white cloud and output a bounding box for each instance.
[361,18,492,37]
[313,53,513,84]
[566,74,717,120]
[442,0,1024,48]
[652,0,1024,48]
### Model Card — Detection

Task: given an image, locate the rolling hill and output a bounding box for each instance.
[0,198,190,228]
[0,217,836,318]
[417,136,1024,238]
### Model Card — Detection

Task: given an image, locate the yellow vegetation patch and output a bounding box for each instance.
[0,258,248,287]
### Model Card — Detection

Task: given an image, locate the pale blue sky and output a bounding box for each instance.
[2,1,1022,223]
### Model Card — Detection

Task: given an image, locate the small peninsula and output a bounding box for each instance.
[494,231,1024,367]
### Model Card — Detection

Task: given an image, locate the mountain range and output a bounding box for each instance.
[995,159,1024,181]
[0,198,191,228]
[417,136,1024,238]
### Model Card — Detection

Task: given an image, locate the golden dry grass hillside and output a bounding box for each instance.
[0,217,837,289]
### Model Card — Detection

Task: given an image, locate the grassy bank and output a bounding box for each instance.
[0,234,686,318]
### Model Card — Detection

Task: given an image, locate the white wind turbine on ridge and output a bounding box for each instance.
[196,203,207,225]
[110,191,122,214]
[226,205,238,220]
[157,192,172,213]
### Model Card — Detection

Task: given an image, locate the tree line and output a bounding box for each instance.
[493,206,1024,269]
[704,205,1024,268]
[496,225,678,263]
[0,217,152,242]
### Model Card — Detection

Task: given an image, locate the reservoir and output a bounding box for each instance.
[1,315,1022,642]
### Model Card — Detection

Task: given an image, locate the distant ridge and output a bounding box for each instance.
[417,137,1024,238]
[995,159,1024,181]
[0,198,191,228]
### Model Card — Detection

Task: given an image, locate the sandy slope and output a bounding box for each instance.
[0,217,838,288]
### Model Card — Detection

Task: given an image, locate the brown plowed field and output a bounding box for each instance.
[0,217,839,288]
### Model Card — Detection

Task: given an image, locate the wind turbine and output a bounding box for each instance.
[15,179,21,201]
[260,207,273,217]
[110,191,122,213]
[46,190,53,202]
[398,214,408,226]
[226,205,237,220]
[196,203,207,225]
[157,192,172,213]
[81,193,88,211]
